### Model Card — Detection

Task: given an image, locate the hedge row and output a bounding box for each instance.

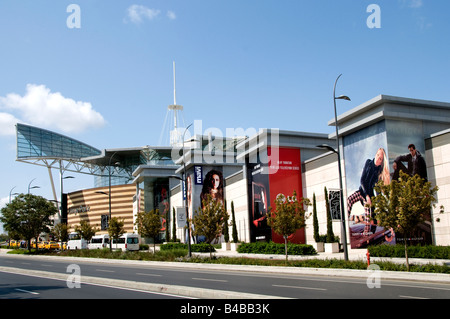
[160,242,217,253]
[237,242,317,255]
[368,244,450,259]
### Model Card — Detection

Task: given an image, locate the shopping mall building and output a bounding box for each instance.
[15,94,450,249]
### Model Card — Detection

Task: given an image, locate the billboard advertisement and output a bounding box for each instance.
[248,147,304,244]
[344,120,431,249]
[187,165,225,244]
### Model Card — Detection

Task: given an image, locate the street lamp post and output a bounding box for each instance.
[108,152,119,251]
[28,178,40,194]
[333,74,350,261]
[182,124,193,258]
[9,186,19,203]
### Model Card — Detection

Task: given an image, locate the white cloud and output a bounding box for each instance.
[167,11,177,20]
[0,84,106,135]
[399,0,424,8]
[408,0,423,8]
[0,112,21,136]
[126,5,161,24]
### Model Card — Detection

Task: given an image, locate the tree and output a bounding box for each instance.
[108,217,125,251]
[172,207,177,242]
[135,209,162,253]
[223,201,230,243]
[165,208,170,243]
[324,187,335,243]
[373,171,441,271]
[192,195,228,258]
[267,191,311,262]
[52,222,69,250]
[74,220,97,242]
[312,193,320,242]
[0,193,57,252]
[231,201,239,243]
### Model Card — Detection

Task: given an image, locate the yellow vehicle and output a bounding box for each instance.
[38,241,47,249]
[9,240,19,248]
[45,241,60,250]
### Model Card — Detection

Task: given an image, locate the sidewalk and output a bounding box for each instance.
[199,247,450,266]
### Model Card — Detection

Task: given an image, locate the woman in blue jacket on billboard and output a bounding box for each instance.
[347,148,390,236]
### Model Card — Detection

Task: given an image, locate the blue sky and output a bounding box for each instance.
[1,0,450,232]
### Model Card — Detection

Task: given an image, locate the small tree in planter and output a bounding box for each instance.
[311,193,324,252]
[222,201,230,250]
[172,207,177,242]
[267,191,311,262]
[192,195,228,259]
[108,217,125,251]
[230,201,240,250]
[135,209,162,253]
[372,171,442,271]
[165,208,170,243]
[324,187,339,253]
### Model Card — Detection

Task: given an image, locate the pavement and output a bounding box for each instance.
[1,247,450,299]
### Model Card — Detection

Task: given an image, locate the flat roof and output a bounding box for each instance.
[328,94,450,127]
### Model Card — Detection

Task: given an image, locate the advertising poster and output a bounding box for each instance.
[247,147,304,244]
[248,156,271,242]
[344,120,431,249]
[268,147,304,244]
[344,121,390,248]
[386,120,432,245]
[188,165,225,243]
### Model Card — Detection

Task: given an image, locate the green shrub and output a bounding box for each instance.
[237,242,317,255]
[368,244,450,259]
[160,242,217,253]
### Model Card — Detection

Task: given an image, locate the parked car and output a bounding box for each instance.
[9,240,19,248]
[45,241,60,250]
[38,241,47,249]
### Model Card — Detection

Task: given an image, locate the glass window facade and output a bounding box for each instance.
[16,123,101,159]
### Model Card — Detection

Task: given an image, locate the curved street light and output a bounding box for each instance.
[28,178,40,194]
[333,74,350,261]
[182,124,193,258]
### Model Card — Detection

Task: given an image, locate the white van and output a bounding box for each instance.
[67,232,88,250]
[111,233,139,251]
[88,234,110,249]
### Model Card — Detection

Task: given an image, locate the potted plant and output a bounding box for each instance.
[221,201,231,250]
[229,201,241,251]
[311,193,324,252]
[324,187,339,253]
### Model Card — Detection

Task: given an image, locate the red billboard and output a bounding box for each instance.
[248,147,305,244]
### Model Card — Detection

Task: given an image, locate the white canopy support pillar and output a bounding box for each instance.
[47,165,60,223]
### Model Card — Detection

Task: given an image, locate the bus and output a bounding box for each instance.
[67,232,88,250]
[111,233,139,251]
[88,234,109,249]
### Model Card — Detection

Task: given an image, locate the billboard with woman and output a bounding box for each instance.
[343,121,394,248]
[343,120,431,249]
[188,166,225,244]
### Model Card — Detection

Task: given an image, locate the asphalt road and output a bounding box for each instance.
[0,270,187,299]
[1,254,450,300]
